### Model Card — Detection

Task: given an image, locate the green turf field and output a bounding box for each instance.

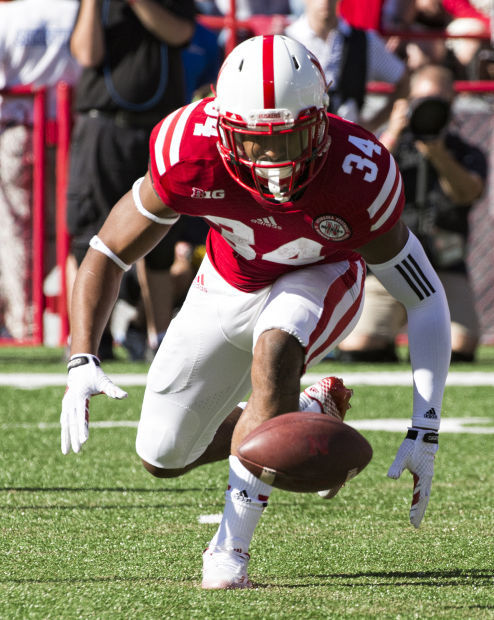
[0,347,493,618]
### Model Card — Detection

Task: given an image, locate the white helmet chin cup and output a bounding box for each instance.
[214,35,330,203]
[259,166,292,202]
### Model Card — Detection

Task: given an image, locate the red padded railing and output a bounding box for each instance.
[0,82,72,346]
[367,80,494,94]
[0,85,46,345]
[54,82,72,346]
[198,0,493,52]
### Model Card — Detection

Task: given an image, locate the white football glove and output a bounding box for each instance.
[60,354,128,455]
[387,427,439,528]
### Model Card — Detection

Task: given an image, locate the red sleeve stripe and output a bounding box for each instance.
[154,100,202,175]
[305,259,365,366]
[262,36,275,109]
[367,155,398,218]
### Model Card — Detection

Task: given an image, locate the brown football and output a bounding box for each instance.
[237,412,372,492]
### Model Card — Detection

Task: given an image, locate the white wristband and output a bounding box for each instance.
[89,235,132,272]
[132,177,180,225]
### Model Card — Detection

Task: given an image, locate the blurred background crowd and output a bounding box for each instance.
[0,0,492,362]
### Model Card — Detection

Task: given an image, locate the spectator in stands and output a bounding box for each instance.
[338,64,487,362]
[194,0,220,14]
[182,20,222,102]
[197,0,304,14]
[285,0,409,132]
[381,0,491,78]
[66,0,195,360]
[0,0,81,340]
[211,0,297,46]
[338,0,385,30]
[214,0,293,19]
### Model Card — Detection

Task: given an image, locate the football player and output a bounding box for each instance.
[61,35,450,589]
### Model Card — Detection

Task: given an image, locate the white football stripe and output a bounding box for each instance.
[3,418,493,434]
[370,173,403,232]
[169,100,202,167]
[154,108,180,175]
[350,418,494,434]
[367,156,397,218]
[2,371,494,388]
[198,514,222,524]
[303,371,494,386]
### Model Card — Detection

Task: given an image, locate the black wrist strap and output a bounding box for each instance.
[67,355,100,372]
[406,429,439,444]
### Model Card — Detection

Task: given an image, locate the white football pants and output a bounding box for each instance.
[136,254,365,469]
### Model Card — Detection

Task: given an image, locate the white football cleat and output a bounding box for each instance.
[303,376,354,500]
[302,376,353,421]
[202,547,253,590]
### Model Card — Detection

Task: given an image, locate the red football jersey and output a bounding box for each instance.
[149,97,404,292]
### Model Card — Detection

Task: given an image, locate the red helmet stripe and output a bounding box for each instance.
[262,36,275,108]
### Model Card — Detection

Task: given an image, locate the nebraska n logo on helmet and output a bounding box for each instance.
[214,35,331,206]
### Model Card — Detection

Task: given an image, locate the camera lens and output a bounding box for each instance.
[409,96,451,140]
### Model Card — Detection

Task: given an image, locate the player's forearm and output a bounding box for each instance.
[127,0,195,46]
[367,231,451,430]
[70,0,105,67]
[406,291,450,430]
[69,250,124,356]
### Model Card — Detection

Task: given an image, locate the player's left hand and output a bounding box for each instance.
[387,427,439,528]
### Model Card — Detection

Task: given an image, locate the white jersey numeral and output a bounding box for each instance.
[205,216,256,260]
[205,216,324,265]
[348,135,381,158]
[193,100,219,138]
[342,135,381,183]
[342,153,378,182]
[263,238,324,265]
[193,115,218,138]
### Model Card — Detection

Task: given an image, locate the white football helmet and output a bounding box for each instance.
[215,35,330,206]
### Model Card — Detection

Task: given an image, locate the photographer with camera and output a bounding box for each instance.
[338,64,487,363]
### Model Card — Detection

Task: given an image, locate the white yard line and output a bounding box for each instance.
[303,371,494,386]
[198,514,222,524]
[4,417,492,433]
[1,371,494,388]
[1,372,492,434]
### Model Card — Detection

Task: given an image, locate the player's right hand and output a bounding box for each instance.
[60,354,128,455]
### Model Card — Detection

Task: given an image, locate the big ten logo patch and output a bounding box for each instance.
[191,188,225,199]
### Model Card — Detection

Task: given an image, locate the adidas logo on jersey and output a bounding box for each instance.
[250,216,282,229]
[192,273,207,293]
